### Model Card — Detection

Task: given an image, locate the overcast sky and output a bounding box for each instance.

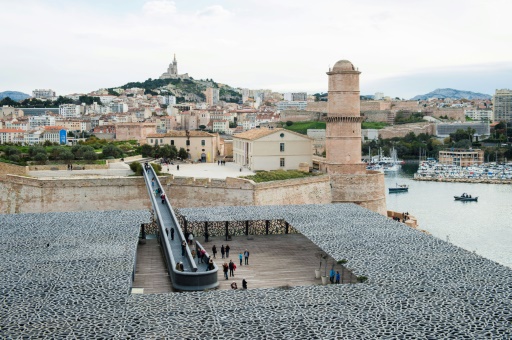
[1,0,511,99]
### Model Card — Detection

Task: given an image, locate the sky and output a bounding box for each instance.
[1,0,511,99]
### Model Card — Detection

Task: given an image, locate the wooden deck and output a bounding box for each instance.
[132,234,356,294]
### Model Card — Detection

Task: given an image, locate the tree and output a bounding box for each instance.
[101,144,123,159]
[286,121,293,126]
[178,147,188,160]
[199,125,206,130]
[140,144,154,158]
[33,153,48,164]
[4,146,20,157]
[83,151,98,161]
[29,146,46,157]
[59,150,75,162]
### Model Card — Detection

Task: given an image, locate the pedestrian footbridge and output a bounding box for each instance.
[142,165,218,291]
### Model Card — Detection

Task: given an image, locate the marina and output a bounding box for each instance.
[414,160,512,183]
[386,164,512,269]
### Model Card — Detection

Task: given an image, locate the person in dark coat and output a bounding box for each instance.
[242,278,247,290]
[212,245,217,258]
[222,262,229,280]
[228,260,235,277]
[170,227,175,240]
[225,244,231,258]
[181,241,186,256]
[221,245,225,259]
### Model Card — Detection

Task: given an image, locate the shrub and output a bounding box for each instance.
[130,162,143,176]
[357,275,368,283]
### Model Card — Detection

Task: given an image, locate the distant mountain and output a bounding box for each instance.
[411,88,491,101]
[0,91,31,101]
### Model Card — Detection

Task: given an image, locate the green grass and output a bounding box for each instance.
[241,170,318,183]
[362,122,389,129]
[284,121,326,135]
[283,121,389,135]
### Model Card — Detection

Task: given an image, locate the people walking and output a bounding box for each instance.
[238,252,243,266]
[165,228,169,236]
[335,271,341,284]
[223,262,229,280]
[177,165,180,170]
[329,268,335,284]
[170,227,175,240]
[188,232,193,245]
[229,260,235,277]
[225,244,230,258]
[221,245,225,259]
[161,193,166,204]
[212,245,217,258]
[242,278,247,290]
[244,249,249,265]
[181,241,186,256]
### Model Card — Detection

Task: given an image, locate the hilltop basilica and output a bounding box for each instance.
[159,54,189,80]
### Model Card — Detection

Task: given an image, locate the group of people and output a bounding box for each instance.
[217,160,227,166]
[165,227,175,240]
[329,268,342,284]
[230,279,247,290]
[461,193,472,198]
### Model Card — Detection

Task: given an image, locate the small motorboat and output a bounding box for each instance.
[389,184,409,193]
[454,193,478,202]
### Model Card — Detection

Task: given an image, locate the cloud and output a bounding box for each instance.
[196,5,231,20]
[143,0,176,17]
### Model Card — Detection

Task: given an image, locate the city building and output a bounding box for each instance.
[212,120,229,133]
[283,92,307,101]
[29,115,56,129]
[116,123,157,143]
[32,89,56,99]
[233,128,312,171]
[436,122,490,139]
[464,109,493,122]
[146,131,219,162]
[59,104,82,118]
[42,126,67,145]
[0,129,24,144]
[438,149,484,166]
[493,89,512,122]
[204,88,220,106]
[277,101,308,111]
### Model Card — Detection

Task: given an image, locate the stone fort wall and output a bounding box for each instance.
[0,174,332,214]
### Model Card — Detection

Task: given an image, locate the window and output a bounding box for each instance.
[186,140,190,146]
[171,140,174,145]
[280,143,285,152]
[201,139,205,146]
[280,158,285,167]
[150,139,153,144]
[160,139,163,144]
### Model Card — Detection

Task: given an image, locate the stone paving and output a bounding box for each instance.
[2,205,512,339]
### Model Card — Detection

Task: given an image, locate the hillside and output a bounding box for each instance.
[411,88,491,101]
[0,91,30,101]
[110,77,241,104]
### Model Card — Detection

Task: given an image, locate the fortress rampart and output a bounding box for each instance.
[0,172,332,214]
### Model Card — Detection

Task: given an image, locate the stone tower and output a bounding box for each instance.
[326,60,387,215]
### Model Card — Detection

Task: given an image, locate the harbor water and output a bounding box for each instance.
[385,163,512,268]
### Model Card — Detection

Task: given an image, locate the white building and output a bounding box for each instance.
[29,115,56,129]
[32,89,56,99]
[0,129,25,144]
[464,109,493,122]
[374,92,384,100]
[212,120,229,133]
[277,101,308,111]
[283,92,307,101]
[109,102,128,113]
[233,128,312,171]
[59,104,82,118]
